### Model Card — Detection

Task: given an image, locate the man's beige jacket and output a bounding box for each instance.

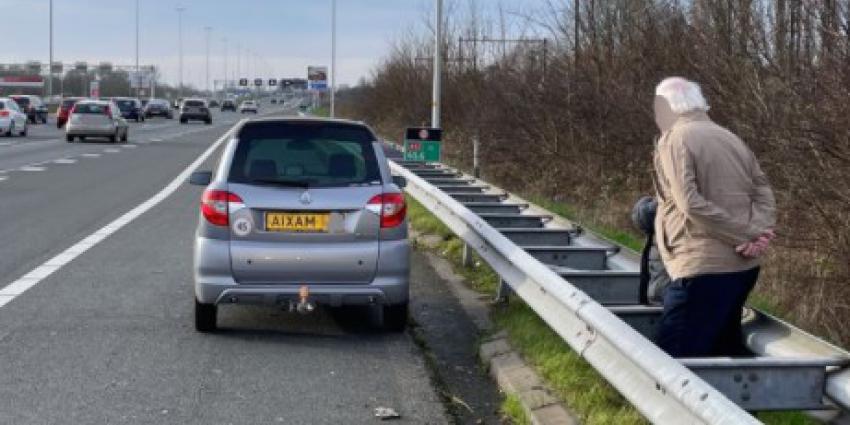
[653,112,776,280]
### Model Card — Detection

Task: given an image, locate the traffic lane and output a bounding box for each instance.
[0,118,245,299]
[0,158,447,424]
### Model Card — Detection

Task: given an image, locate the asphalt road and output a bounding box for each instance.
[0,103,488,424]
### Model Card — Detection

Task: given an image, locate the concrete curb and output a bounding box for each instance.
[413,232,579,425]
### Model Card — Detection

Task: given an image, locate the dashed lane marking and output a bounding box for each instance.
[81,153,101,158]
[19,166,46,172]
[103,148,121,153]
[53,158,77,164]
[0,124,238,308]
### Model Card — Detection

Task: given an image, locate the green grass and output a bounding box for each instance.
[311,106,330,117]
[405,194,817,425]
[501,393,532,425]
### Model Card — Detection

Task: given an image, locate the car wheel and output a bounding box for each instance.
[20,123,27,137]
[109,133,117,143]
[195,299,218,332]
[41,116,47,124]
[6,122,14,137]
[382,302,408,332]
[136,117,141,123]
[121,129,128,142]
[66,134,74,143]
[180,118,187,124]
[205,119,212,125]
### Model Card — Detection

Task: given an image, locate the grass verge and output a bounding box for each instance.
[406,196,817,425]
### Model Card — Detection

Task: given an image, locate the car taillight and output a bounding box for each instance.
[366,193,407,228]
[0,110,8,117]
[201,190,243,226]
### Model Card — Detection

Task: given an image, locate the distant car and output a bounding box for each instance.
[239,100,258,114]
[0,97,29,136]
[220,99,237,112]
[65,100,129,143]
[144,98,174,119]
[56,97,85,129]
[112,97,145,122]
[270,98,277,104]
[179,98,212,124]
[10,95,48,124]
[209,99,220,108]
[188,117,410,332]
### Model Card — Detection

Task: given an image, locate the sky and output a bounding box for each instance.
[3,0,551,90]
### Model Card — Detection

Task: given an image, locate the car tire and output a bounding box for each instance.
[109,133,117,143]
[66,134,74,143]
[195,299,217,332]
[121,129,128,142]
[6,123,13,137]
[383,302,408,332]
[205,119,212,125]
[20,123,27,137]
[180,118,187,124]
[135,117,141,123]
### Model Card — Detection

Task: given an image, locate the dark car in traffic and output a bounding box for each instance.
[143,98,173,119]
[220,99,237,112]
[11,95,48,124]
[112,98,145,122]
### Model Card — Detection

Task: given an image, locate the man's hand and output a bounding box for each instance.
[736,229,775,258]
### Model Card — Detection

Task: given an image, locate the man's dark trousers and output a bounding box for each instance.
[656,267,760,357]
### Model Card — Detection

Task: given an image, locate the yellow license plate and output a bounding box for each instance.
[265,212,329,232]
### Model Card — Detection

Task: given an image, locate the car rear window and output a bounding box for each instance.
[62,99,80,108]
[115,100,134,108]
[73,103,107,114]
[228,122,381,188]
[12,97,29,107]
[184,100,204,107]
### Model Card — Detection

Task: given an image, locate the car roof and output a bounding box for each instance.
[77,99,110,105]
[241,117,367,127]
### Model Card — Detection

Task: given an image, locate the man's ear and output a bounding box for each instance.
[654,96,677,133]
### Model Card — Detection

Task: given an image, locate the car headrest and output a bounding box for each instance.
[329,153,357,178]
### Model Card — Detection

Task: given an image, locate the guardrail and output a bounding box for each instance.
[387,155,850,424]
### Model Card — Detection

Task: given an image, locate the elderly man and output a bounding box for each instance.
[652,77,776,357]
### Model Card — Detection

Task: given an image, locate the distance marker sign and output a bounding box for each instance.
[403,127,442,162]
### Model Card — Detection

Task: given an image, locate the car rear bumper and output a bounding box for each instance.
[65,124,116,136]
[180,113,211,120]
[193,236,410,306]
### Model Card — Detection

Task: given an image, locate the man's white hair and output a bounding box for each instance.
[655,77,710,114]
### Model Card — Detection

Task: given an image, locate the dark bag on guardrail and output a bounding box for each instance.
[632,196,672,305]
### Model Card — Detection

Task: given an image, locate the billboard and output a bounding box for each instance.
[0,76,45,88]
[128,70,154,89]
[307,66,328,91]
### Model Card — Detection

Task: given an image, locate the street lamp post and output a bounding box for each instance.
[135,0,140,97]
[432,0,442,129]
[176,7,185,100]
[222,37,228,98]
[204,26,212,95]
[47,0,54,100]
[330,0,336,118]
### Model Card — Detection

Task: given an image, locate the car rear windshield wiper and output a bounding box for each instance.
[250,178,309,188]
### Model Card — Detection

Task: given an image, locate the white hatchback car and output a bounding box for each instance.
[0,97,29,137]
[65,100,129,143]
[239,100,258,114]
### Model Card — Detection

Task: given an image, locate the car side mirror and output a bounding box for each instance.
[189,170,213,186]
[392,175,407,189]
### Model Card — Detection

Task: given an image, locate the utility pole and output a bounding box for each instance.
[330,0,337,117]
[432,0,442,129]
[222,37,228,98]
[135,0,140,97]
[48,0,53,100]
[204,26,211,95]
[176,6,185,100]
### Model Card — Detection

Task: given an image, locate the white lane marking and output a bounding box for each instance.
[103,148,121,153]
[121,144,138,149]
[0,125,238,308]
[82,153,101,158]
[0,176,7,182]
[19,166,46,172]
[54,158,77,164]
[0,142,11,146]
